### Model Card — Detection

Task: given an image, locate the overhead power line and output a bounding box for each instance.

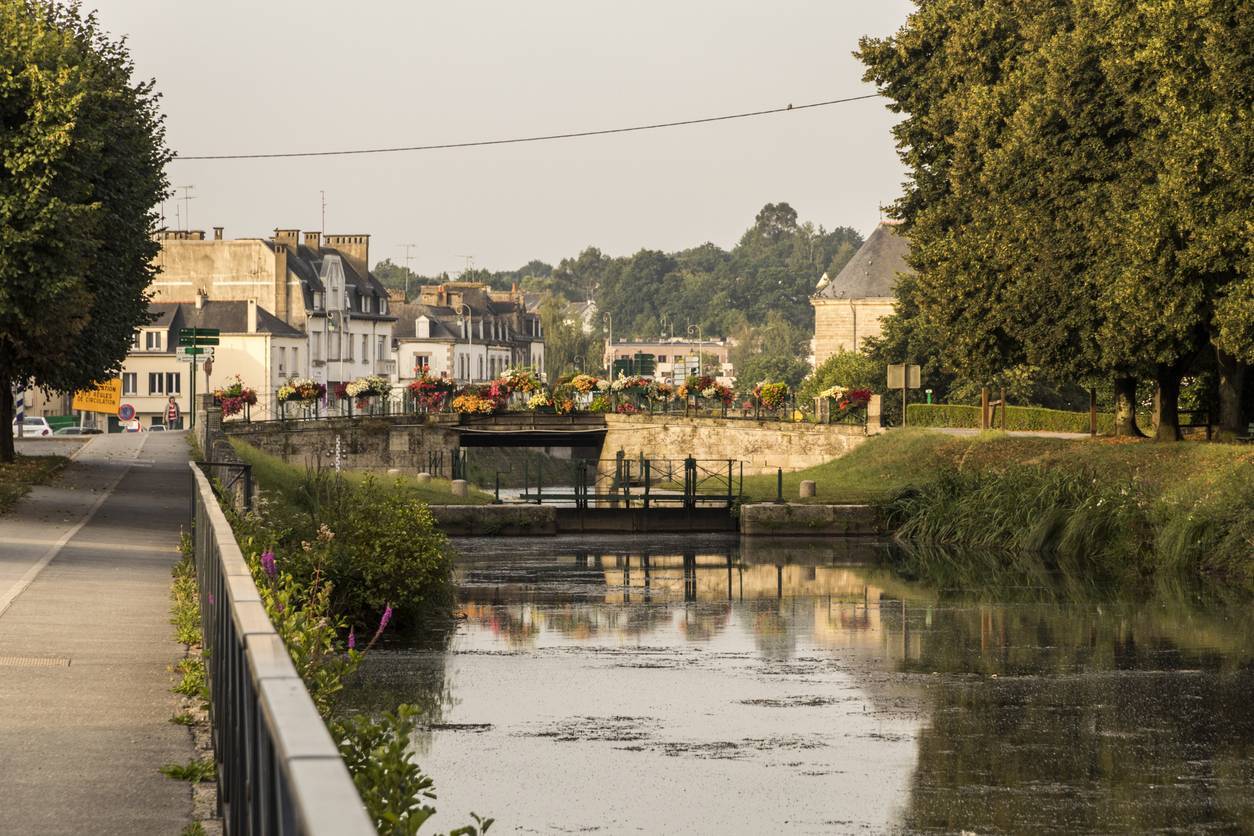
[174,94,881,162]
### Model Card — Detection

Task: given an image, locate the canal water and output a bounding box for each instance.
[353,535,1254,834]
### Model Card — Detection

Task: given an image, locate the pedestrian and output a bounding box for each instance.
[165,396,181,430]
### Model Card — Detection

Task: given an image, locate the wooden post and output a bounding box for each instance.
[901,367,909,427]
[1089,388,1098,437]
[999,386,1007,431]
[980,387,990,430]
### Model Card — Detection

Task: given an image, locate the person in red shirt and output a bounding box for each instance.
[165,396,182,430]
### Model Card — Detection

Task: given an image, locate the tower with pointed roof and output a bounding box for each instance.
[810,221,911,366]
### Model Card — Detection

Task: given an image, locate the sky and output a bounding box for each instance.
[89,0,913,276]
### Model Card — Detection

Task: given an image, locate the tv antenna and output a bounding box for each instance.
[455,254,475,276]
[320,190,327,233]
[397,243,417,299]
[176,185,195,230]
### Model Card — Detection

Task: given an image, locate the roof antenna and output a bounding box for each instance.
[320,190,326,234]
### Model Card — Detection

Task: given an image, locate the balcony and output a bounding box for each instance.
[375,359,396,375]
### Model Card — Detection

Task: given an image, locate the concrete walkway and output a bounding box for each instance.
[0,432,193,835]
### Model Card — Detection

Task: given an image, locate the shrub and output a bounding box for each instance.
[906,402,1116,434]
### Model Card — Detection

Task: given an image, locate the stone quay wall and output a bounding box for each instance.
[221,415,461,475]
[601,414,872,475]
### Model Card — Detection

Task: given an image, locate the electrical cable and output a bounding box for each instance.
[174,94,881,161]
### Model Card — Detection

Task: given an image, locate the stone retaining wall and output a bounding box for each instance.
[739,503,884,536]
[222,415,461,475]
[602,414,872,474]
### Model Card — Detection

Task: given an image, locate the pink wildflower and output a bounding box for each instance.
[260,550,276,578]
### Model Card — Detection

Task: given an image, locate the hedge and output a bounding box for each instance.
[906,403,1115,434]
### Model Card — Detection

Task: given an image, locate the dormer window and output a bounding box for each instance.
[145,331,162,351]
[313,291,324,310]
[380,298,388,315]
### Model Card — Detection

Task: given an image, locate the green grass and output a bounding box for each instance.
[0,454,67,515]
[756,429,1254,588]
[227,438,492,506]
[160,758,216,783]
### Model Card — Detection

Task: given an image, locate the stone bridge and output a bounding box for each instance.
[222,412,874,476]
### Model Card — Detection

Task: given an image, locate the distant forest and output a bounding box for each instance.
[373,203,862,340]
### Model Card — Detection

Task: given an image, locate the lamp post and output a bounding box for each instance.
[660,314,672,341]
[458,304,473,382]
[688,323,703,377]
[602,311,613,375]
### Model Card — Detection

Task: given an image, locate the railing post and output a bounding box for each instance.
[523,459,529,502]
[643,459,651,510]
[494,471,501,504]
[727,459,733,507]
[536,453,543,504]
[775,467,784,504]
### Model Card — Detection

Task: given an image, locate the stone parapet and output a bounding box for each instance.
[739,503,884,536]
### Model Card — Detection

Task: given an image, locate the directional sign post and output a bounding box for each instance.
[178,328,220,429]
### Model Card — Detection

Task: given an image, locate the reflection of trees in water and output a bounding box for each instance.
[900,603,1254,833]
[676,602,732,642]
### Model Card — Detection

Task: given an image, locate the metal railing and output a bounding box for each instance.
[518,455,742,509]
[197,460,253,511]
[189,464,374,836]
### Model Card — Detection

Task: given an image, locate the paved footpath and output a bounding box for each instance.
[0,432,193,835]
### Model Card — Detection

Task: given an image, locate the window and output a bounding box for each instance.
[145,331,162,351]
[379,298,388,315]
[414,354,430,374]
[345,333,353,361]
[377,336,386,362]
[122,372,137,395]
[313,332,322,361]
[165,372,181,394]
[658,355,668,364]
[131,332,140,350]
[148,372,164,395]
[278,347,287,373]
[363,296,372,314]
[477,356,483,380]
[292,347,299,373]
[313,291,324,310]
[361,334,368,361]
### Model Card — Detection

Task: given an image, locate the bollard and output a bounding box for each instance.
[494,472,501,504]
[450,479,469,497]
[799,480,816,498]
[775,467,785,504]
[416,472,432,484]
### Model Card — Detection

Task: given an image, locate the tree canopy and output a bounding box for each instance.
[858,0,1252,439]
[0,0,170,460]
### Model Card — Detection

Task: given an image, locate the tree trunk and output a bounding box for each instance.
[1215,348,1247,439]
[1152,365,1183,442]
[0,376,14,463]
[1112,376,1145,437]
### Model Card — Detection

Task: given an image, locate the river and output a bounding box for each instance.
[351,535,1254,834]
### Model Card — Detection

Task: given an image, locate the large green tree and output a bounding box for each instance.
[0,0,170,461]
[858,0,1251,441]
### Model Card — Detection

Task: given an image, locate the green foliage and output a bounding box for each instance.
[173,656,206,699]
[798,350,880,405]
[0,0,171,461]
[179,824,207,836]
[730,312,811,389]
[160,758,216,783]
[333,705,436,835]
[538,295,601,377]
[169,713,196,727]
[906,403,1115,434]
[170,540,200,646]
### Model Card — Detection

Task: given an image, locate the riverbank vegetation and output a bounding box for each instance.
[0,454,67,514]
[228,438,493,507]
[743,430,1253,587]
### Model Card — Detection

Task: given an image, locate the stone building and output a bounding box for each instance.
[148,228,396,391]
[390,282,545,387]
[810,220,911,365]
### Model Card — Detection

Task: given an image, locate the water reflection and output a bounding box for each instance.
[352,536,1254,834]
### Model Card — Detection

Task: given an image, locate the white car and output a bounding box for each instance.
[11,416,53,438]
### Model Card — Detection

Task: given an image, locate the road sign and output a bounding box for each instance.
[177,346,213,363]
[887,363,921,389]
[118,403,135,422]
[178,336,219,346]
[178,327,219,337]
[72,379,122,414]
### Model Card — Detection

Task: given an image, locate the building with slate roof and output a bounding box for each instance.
[810,221,911,366]
[391,283,545,386]
[148,227,396,391]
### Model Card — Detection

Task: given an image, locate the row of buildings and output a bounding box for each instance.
[28,218,906,428]
[67,227,547,426]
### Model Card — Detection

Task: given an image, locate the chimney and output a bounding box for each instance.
[195,290,206,310]
[272,240,290,323]
[303,231,321,251]
[246,299,258,333]
[273,228,300,251]
[323,234,369,279]
[213,226,224,240]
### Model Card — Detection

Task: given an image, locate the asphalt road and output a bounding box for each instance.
[0,432,194,834]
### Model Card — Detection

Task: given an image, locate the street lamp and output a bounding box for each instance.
[660,314,672,341]
[688,323,703,377]
[602,311,613,375]
[458,304,473,381]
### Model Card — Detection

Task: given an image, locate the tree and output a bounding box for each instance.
[730,312,810,389]
[537,295,600,379]
[0,0,171,462]
[798,350,880,405]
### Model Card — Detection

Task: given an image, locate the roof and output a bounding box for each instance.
[150,301,305,338]
[389,302,460,340]
[814,222,911,300]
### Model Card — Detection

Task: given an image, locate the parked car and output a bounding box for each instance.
[148,425,167,432]
[53,426,103,436]
[11,416,52,438]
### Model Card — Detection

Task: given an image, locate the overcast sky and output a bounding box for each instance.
[90,0,912,276]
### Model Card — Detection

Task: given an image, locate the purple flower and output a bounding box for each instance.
[260,550,276,578]
[347,628,356,650]
[379,605,393,632]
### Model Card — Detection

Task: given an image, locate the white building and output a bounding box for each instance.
[390,283,544,388]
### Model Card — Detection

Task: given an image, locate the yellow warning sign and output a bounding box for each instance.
[71,379,123,414]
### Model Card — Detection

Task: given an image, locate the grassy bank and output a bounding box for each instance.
[227,438,492,508]
[742,429,1254,587]
[0,454,68,515]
